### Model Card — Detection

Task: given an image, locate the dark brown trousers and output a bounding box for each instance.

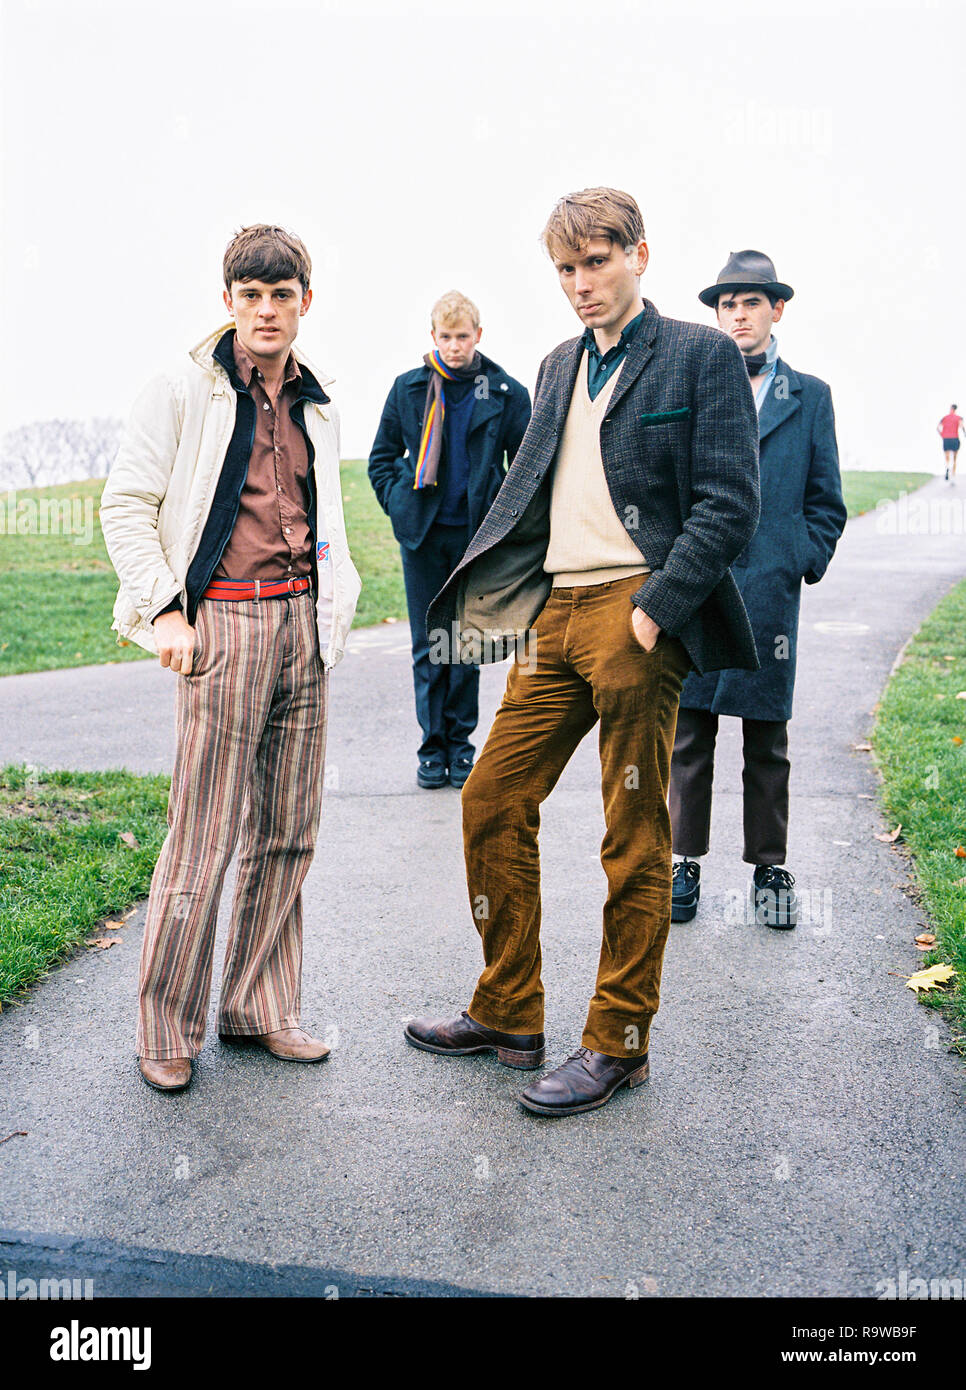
[669,707,789,866]
[460,575,692,1059]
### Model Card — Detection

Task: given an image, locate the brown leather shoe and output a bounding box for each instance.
[219,1027,330,1063]
[138,1056,192,1092]
[404,1011,545,1069]
[518,1046,649,1116]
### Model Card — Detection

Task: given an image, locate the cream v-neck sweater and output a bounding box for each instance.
[543,353,650,587]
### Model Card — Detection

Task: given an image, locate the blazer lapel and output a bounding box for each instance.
[552,337,584,425]
[601,299,659,419]
[758,359,802,442]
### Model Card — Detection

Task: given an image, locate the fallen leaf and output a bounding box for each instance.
[875,825,902,843]
[0,1131,27,1146]
[906,963,957,993]
[102,920,125,930]
[954,737,964,746]
[118,831,139,849]
[852,741,873,752]
[944,656,956,661]
[85,937,120,950]
[914,933,937,949]
[956,846,966,858]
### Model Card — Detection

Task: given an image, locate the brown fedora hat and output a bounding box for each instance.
[698,249,794,307]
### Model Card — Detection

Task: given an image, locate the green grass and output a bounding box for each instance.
[0,466,405,676]
[0,479,150,676]
[841,470,932,518]
[339,459,405,628]
[873,578,966,1045]
[0,763,171,1007]
[0,468,933,677]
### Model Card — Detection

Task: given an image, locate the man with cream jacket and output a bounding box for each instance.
[101,224,360,1094]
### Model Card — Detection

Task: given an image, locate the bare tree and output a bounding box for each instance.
[0,418,123,489]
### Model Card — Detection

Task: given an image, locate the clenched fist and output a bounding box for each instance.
[154,610,197,675]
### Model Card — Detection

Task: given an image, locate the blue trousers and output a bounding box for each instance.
[400,521,480,765]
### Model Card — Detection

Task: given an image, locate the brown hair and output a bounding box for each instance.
[223,224,312,294]
[431,289,481,330]
[541,187,646,261]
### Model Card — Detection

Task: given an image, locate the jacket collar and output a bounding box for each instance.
[406,350,508,389]
[757,357,801,442]
[405,350,510,430]
[191,323,333,403]
[553,299,661,422]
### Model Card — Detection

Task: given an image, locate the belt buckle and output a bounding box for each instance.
[287,576,298,595]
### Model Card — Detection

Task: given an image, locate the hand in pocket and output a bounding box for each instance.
[631,604,661,652]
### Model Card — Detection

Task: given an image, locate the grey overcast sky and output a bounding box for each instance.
[1,0,963,469]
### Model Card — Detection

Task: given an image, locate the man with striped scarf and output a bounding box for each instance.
[368,292,531,789]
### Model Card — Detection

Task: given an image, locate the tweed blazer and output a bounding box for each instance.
[427,298,762,677]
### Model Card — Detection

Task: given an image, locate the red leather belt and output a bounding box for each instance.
[202,576,312,602]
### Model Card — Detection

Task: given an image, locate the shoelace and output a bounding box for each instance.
[673,860,700,886]
[756,866,796,890]
[559,1047,594,1069]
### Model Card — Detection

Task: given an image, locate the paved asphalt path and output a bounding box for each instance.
[1,477,965,1298]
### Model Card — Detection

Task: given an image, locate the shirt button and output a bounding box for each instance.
[263,403,270,410]
[284,527,292,534]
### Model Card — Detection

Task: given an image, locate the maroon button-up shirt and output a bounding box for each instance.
[213,335,314,581]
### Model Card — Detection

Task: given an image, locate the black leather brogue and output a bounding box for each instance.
[404,1011,545,1069]
[518,1046,649,1116]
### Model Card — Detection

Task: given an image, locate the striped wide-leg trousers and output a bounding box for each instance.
[136,590,329,1060]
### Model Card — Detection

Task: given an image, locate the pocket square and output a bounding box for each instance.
[639,407,691,425]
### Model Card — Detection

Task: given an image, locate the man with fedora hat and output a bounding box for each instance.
[669,250,847,930]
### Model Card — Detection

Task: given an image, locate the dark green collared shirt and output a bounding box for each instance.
[582,308,646,401]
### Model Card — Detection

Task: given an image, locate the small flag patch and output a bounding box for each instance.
[317,540,330,563]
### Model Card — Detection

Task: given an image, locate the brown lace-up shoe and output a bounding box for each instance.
[138,1057,192,1092]
[219,1027,330,1062]
[404,1011,545,1069]
[518,1046,649,1116]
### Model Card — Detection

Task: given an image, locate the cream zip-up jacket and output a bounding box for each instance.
[100,324,362,669]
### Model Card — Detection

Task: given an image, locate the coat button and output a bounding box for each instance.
[510,508,519,517]
[533,470,542,478]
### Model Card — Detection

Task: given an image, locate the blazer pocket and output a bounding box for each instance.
[639,407,691,426]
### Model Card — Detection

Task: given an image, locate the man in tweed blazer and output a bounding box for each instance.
[405,188,760,1117]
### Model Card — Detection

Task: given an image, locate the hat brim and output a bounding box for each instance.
[698,280,795,307]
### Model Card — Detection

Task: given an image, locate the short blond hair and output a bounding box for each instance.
[541,187,646,262]
[431,290,480,330]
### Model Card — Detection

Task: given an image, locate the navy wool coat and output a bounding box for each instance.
[367,353,531,551]
[679,358,846,722]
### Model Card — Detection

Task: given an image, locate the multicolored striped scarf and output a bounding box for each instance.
[413,349,482,488]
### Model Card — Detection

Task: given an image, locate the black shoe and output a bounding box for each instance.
[518,1046,650,1117]
[404,1010,545,1069]
[417,758,448,789]
[671,858,701,921]
[448,757,474,789]
[753,864,798,929]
